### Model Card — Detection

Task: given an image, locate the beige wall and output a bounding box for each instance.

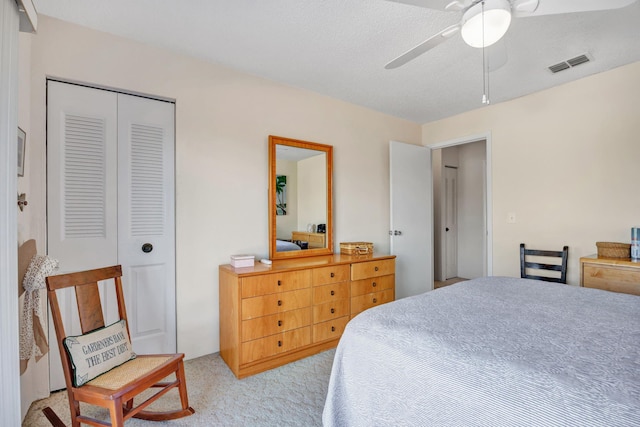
[456,141,486,280]
[298,154,326,230]
[25,16,420,360]
[423,61,640,285]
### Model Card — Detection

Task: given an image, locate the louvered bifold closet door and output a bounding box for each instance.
[47,82,177,391]
[117,94,176,355]
[47,81,119,391]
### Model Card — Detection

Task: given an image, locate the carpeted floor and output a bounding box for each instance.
[23,349,336,426]
[434,277,468,289]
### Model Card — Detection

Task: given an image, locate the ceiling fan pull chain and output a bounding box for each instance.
[481,1,490,105]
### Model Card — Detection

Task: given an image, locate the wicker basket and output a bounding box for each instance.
[596,242,630,258]
[340,242,373,255]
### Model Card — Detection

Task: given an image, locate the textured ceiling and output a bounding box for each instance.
[32,0,640,124]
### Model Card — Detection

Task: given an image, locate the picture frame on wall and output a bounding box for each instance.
[17,127,26,177]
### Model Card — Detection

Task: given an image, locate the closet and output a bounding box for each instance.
[46,81,176,390]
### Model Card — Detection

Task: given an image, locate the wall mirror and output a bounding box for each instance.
[269,135,333,260]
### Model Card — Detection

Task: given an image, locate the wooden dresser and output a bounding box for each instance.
[219,253,395,378]
[291,231,326,249]
[580,255,640,296]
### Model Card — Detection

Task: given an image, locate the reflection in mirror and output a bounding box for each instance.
[269,136,333,260]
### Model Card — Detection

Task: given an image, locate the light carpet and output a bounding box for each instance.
[23,349,335,426]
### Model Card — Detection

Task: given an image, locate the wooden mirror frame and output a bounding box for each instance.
[269,135,333,260]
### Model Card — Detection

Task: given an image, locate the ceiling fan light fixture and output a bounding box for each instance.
[461,0,512,48]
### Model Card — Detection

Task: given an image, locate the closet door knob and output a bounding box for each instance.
[141,243,153,253]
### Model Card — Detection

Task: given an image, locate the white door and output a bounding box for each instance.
[444,166,458,279]
[117,94,176,354]
[47,81,176,390]
[47,82,120,390]
[390,141,433,299]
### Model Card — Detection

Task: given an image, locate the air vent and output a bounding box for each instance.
[567,54,590,67]
[548,53,591,74]
[548,62,570,73]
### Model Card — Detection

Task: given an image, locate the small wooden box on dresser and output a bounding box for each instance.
[580,255,640,296]
[219,253,395,378]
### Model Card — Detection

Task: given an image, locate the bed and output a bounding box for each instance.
[323,276,640,426]
[276,239,302,252]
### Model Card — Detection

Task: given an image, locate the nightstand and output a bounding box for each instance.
[580,255,640,296]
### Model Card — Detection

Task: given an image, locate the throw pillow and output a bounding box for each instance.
[63,319,136,387]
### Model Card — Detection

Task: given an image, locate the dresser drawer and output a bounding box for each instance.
[242,288,311,320]
[313,298,350,323]
[291,231,308,241]
[313,282,349,304]
[351,274,394,297]
[312,265,350,286]
[582,264,640,296]
[308,234,325,247]
[313,316,349,343]
[351,259,395,281]
[241,308,312,342]
[241,270,311,298]
[240,327,311,365]
[351,289,394,317]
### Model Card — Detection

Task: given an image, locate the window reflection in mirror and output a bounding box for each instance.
[269,136,333,260]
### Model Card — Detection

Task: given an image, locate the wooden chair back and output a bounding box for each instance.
[520,243,569,284]
[46,265,126,389]
[48,264,126,337]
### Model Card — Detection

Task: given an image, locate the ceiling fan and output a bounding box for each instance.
[385,0,638,69]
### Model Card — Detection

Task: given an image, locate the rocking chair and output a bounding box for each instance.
[44,265,194,426]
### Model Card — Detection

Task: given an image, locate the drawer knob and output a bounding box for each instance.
[277,280,281,286]
[331,326,336,332]
[373,298,378,304]
[278,320,282,327]
[372,282,377,287]
[374,266,379,272]
[330,308,335,314]
[330,272,335,278]
[278,340,282,347]
[330,290,335,296]
[277,300,282,306]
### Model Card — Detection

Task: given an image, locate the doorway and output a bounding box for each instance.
[432,135,491,283]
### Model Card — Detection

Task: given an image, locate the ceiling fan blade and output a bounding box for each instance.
[514,0,637,17]
[385,24,461,69]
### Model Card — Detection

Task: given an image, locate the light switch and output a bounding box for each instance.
[507,212,516,223]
